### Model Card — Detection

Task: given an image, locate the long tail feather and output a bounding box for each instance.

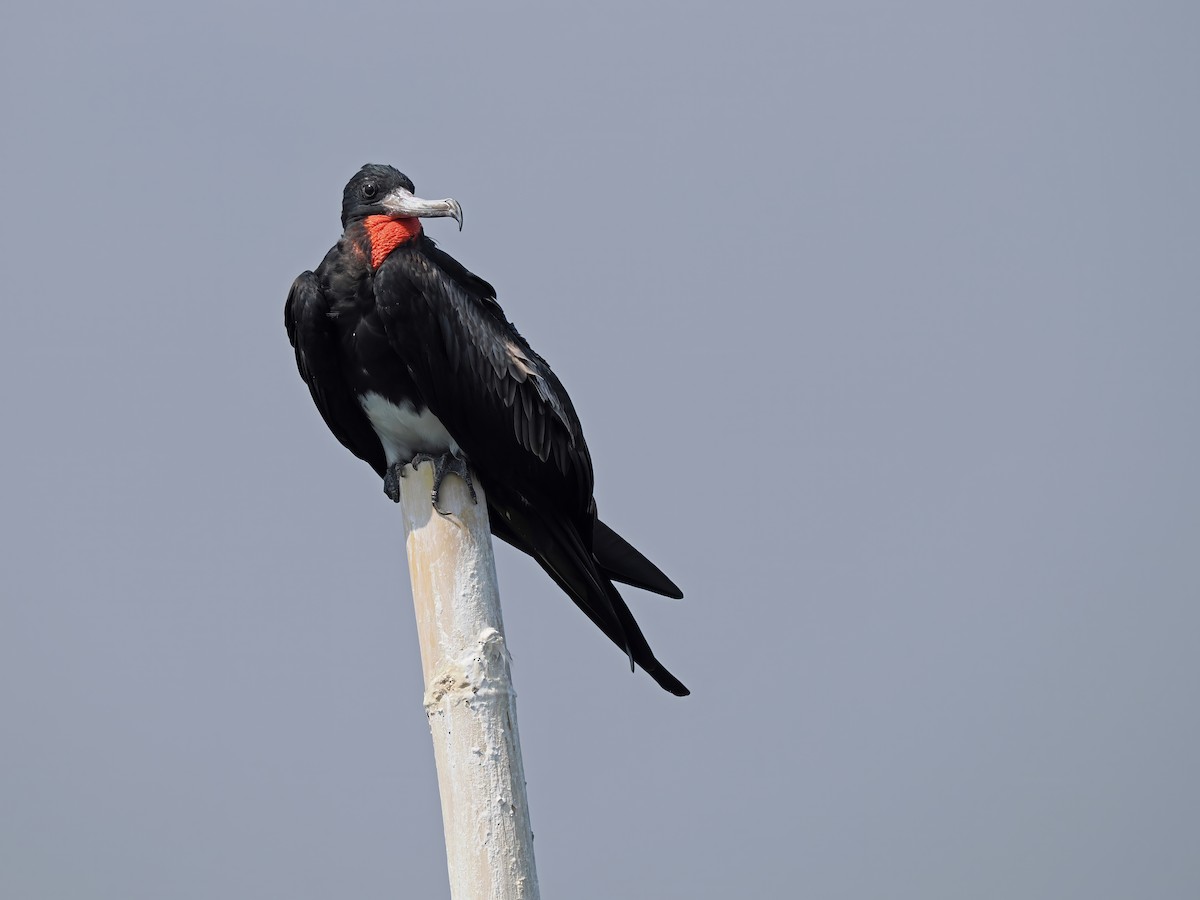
[488,498,688,695]
[593,519,684,599]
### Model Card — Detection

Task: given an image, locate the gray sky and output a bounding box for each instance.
[2,2,1198,898]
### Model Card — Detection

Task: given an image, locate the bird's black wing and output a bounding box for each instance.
[374,242,689,696]
[374,240,594,513]
[285,271,386,476]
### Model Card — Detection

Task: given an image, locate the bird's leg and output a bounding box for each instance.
[409,451,478,515]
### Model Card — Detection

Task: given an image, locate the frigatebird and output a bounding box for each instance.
[285,164,687,695]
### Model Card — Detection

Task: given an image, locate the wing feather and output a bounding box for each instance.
[285,271,385,475]
[374,242,593,509]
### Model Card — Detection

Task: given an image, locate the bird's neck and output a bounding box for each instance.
[363,215,422,268]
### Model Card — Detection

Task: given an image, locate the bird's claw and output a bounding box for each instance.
[409,451,477,514]
[383,462,403,503]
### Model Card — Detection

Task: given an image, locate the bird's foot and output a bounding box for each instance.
[383,461,406,503]
[410,451,478,515]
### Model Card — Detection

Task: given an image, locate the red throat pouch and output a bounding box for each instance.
[364,215,422,268]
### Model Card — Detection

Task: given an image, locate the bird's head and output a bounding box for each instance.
[340,164,463,231]
[341,164,463,269]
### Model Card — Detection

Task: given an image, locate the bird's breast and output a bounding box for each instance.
[358,391,457,466]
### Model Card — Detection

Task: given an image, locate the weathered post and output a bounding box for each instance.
[398,461,539,900]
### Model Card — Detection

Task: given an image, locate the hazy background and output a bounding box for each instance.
[3,2,1198,897]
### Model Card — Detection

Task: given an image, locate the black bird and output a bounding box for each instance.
[285,164,688,695]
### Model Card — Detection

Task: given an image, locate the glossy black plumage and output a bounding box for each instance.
[286,164,687,695]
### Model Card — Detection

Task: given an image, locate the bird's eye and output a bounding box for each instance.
[362,183,378,199]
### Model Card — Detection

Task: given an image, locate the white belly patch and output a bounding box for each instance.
[358,391,457,465]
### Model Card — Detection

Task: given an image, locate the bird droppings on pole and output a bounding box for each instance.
[399,461,539,900]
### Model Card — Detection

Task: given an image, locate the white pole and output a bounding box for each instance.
[398,461,540,900]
